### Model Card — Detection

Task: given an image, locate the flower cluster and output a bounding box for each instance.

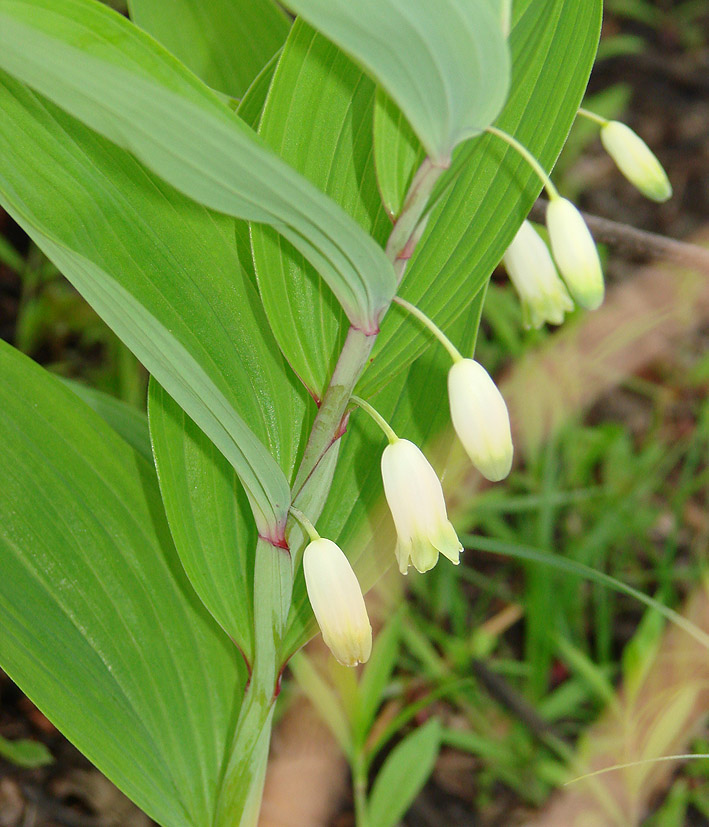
[501,115,671,326]
[301,115,672,668]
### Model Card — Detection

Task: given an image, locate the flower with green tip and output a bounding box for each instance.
[601,120,672,203]
[448,359,513,482]
[303,538,372,667]
[546,197,604,311]
[381,438,462,574]
[503,220,574,329]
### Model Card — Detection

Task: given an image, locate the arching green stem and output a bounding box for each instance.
[486,125,560,200]
[350,395,398,444]
[392,296,463,364]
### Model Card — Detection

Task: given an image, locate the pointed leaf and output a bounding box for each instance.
[284,0,510,162]
[63,379,152,463]
[0,341,244,826]
[0,0,396,332]
[367,718,442,827]
[128,0,290,96]
[148,381,260,661]
[0,73,301,535]
[252,21,390,399]
[373,88,426,219]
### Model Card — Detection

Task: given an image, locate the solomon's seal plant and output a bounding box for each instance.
[0,0,673,824]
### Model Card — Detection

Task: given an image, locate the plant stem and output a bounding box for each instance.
[577,107,608,127]
[291,326,376,500]
[215,538,292,826]
[486,125,560,200]
[350,395,398,443]
[392,296,463,363]
[289,506,320,542]
[385,157,448,274]
[352,752,370,827]
[291,156,448,501]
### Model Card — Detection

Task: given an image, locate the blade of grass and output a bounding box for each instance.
[462,535,709,651]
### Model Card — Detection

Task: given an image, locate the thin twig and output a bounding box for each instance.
[529,199,709,273]
[469,659,567,756]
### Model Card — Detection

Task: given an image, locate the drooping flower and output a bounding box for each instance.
[303,538,372,666]
[600,120,672,203]
[381,438,462,574]
[546,196,604,311]
[502,220,574,328]
[447,358,513,482]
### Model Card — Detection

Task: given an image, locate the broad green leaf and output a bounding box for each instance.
[283,0,510,162]
[357,0,603,398]
[0,74,300,535]
[128,0,289,97]
[367,718,442,827]
[0,0,395,333]
[0,341,244,827]
[63,378,152,463]
[148,381,260,661]
[0,735,53,769]
[143,66,316,659]
[373,88,426,219]
[236,50,281,130]
[252,21,390,399]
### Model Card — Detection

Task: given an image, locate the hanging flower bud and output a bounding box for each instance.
[502,220,574,329]
[303,538,372,667]
[600,120,672,203]
[546,197,604,311]
[448,359,513,482]
[381,438,462,574]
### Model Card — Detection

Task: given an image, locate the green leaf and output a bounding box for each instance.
[128,0,290,97]
[143,56,311,659]
[0,341,244,826]
[373,88,426,219]
[358,0,603,398]
[0,735,53,769]
[236,49,281,129]
[0,0,395,333]
[283,0,510,162]
[62,379,152,463]
[464,535,709,652]
[252,21,390,399]
[367,718,442,827]
[0,73,300,536]
[148,381,260,661]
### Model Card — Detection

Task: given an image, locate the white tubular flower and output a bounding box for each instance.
[303,538,372,667]
[381,438,462,575]
[502,220,574,329]
[448,359,513,482]
[546,197,604,311]
[600,120,672,203]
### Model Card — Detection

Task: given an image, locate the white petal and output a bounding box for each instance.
[447,359,513,482]
[303,538,372,666]
[503,221,574,329]
[381,439,462,573]
[601,121,672,203]
[546,197,604,311]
